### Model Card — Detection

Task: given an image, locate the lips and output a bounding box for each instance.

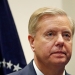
[51,51,66,55]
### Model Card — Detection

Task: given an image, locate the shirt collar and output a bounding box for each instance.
[63,70,65,75]
[33,60,44,75]
[33,60,65,75]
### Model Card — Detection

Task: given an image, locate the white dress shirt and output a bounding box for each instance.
[33,60,65,75]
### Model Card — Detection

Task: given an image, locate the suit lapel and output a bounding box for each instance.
[26,60,37,75]
[65,70,70,75]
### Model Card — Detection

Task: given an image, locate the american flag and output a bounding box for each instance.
[0,0,27,74]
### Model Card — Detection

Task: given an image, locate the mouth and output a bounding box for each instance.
[51,51,66,57]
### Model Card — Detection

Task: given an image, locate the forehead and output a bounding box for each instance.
[38,14,70,23]
[37,14,72,31]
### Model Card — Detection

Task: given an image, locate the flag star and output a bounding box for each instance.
[13,64,22,71]
[7,60,13,69]
[2,59,6,67]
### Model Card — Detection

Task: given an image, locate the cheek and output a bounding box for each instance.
[66,42,72,58]
[40,42,54,57]
[34,36,55,58]
[68,46,72,54]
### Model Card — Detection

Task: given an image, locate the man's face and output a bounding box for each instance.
[31,15,72,66]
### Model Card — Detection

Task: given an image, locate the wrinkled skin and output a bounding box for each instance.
[28,15,72,75]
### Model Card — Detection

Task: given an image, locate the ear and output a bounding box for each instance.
[28,34,35,52]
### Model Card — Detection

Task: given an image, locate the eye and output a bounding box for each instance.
[47,32,53,36]
[64,33,70,37]
[44,30,56,40]
[63,32,71,41]
[46,31,56,38]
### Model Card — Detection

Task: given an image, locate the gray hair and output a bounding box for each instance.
[28,7,75,36]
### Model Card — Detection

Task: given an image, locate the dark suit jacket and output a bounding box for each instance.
[8,60,70,75]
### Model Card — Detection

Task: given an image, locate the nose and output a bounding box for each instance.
[55,34,64,47]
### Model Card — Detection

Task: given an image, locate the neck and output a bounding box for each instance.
[40,65,64,75]
[34,58,65,75]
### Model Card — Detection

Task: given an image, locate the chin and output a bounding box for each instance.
[51,59,68,66]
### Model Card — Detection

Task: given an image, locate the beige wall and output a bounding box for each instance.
[8,0,75,75]
[62,0,75,74]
